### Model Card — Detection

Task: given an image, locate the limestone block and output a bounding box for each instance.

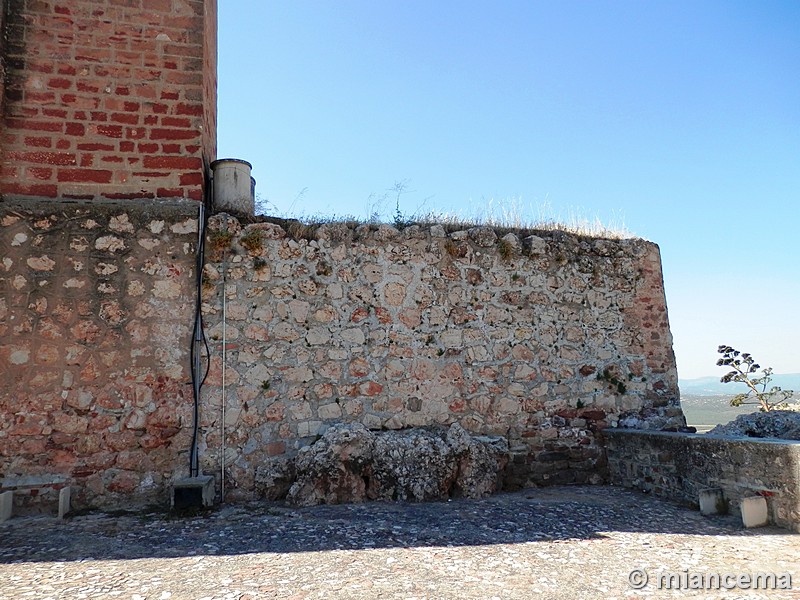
[467,227,497,247]
[383,282,406,306]
[441,329,463,348]
[740,496,769,528]
[318,403,343,420]
[58,486,71,519]
[522,235,547,254]
[306,327,332,345]
[341,328,365,345]
[501,232,519,248]
[284,423,509,506]
[0,491,12,522]
[698,488,726,515]
[255,456,296,500]
[430,224,446,238]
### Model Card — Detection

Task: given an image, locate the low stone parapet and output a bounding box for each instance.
[605,428,800,532]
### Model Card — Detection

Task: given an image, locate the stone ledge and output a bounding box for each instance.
[605,427,800,445]
[605,428,800,532]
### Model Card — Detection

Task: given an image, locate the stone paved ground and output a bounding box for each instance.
[1,485,798,600]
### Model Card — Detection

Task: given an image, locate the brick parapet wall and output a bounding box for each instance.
[199,217,684,501]
[0,0,216,201]
[605,429,800,532]
[0,199,199,510]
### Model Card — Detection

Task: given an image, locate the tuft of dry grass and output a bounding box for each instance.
[239,229,263,254]
[414,198,633,240]
[240,196,635,243]
[208,230,233,253]
[497,238,514,261]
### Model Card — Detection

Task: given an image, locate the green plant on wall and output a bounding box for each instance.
[239,229,264,254]
[208,230,233,253]
[716,345,794,412]
[597,367,627,394]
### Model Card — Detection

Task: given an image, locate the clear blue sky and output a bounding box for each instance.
[217,1,800,380]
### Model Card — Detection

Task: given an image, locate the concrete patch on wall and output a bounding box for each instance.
[200,215,685,502]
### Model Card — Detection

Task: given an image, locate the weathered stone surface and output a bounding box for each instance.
[467,226,497,247]
[707,410,800,440]
[287,423,376,506]
[522,235,547,255]
[0,200,197,511]
[282,423,508,506]
[254,455,296,501]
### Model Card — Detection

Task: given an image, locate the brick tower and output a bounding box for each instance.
[0,0,217,201]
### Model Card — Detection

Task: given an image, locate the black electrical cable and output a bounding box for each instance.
[188,202,211,478]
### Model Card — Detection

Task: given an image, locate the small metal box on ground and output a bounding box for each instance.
[171,476,215,510]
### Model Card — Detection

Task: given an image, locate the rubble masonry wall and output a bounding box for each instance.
[199,215,683,502]
[0,199,199,510]
[0,204,684,510]
[606,429,800,532]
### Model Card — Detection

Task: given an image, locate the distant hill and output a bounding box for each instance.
[678,395,751,433]
[679,373,800,396]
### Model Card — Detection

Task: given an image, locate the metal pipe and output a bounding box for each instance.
[220,215,228,502]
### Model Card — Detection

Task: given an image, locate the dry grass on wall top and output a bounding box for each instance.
[249,195,635,241]
[228,212,638,247]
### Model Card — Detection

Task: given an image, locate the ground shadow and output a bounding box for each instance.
[0,485,794,564]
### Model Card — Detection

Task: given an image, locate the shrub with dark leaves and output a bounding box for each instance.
[716,345,794,412]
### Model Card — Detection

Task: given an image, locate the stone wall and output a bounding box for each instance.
[0,204,688,511]
[0,199,200,510]
[199,215,684,501]
[605,429,800,532]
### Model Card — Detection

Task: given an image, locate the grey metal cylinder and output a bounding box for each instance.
[211,158,254,215]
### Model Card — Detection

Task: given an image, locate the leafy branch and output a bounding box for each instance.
[716,345,794,412]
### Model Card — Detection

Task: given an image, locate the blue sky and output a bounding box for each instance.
[217,1,800,379]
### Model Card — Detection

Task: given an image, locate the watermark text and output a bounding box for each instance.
[628,569,792,591]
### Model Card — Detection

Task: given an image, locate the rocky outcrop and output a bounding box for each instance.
[256,423,509,506]
[707,410,800,440]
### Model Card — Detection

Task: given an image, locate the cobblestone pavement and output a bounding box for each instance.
[1,485,798,600]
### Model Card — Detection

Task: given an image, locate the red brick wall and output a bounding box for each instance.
[0,0,217,201]
[202,0,217,174]
[0,3,6,119]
